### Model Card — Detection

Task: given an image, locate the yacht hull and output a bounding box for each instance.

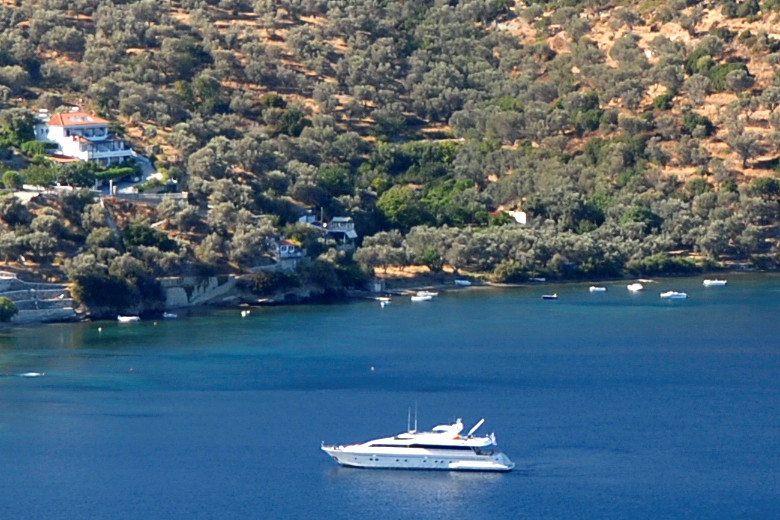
[321,446,514,472]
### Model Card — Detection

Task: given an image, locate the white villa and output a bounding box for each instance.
[35,109,134,166]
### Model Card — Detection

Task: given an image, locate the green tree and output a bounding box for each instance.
[56,162,96,188]
[0,195,32,227]
[376,185,432,232]
[0,296,17,322]
[3,170,22,189]
[0,108,35,147]
[122,221,176,251]
[22,164,56,187]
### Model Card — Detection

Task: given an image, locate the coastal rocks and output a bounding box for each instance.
[161,275,238,308]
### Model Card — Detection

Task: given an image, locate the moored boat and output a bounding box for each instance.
[660,291,688,299]
[322,417,514,472]
[541,293,558,300]
[117,315,140,323]
[411,294,433,302]
[627,283,644,292]
[589,286,607,293]
[703,279,727,287]
[454,279,472,286]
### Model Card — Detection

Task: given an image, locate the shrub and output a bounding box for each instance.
[708,62,748,91]
[625,253,700,275]
[122,221,176,251]
[750,177,780,198]
[260,93,286,108]
[653,92,674,110]
[95,167,137,181]
[20,141,55,157]
[682,112,715,136]
[685,177,714,198]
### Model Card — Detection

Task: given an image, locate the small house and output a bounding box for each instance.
[271,239,303,271]
[324,216,357,251]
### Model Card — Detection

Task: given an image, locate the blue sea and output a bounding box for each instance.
[1,275,779,519]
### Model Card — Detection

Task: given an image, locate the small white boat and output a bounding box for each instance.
[627,283,644,292]
[589,286,607,293]
[660,291,688,299]
[703,279,727,287]
[162,312,178,319]
[541,293,558,300]
[454,279,472,286]
[530,277,546,282]
[117,315,140,323]
[19,372,44,377]
[416,290,439,297]
[411,294,433,302]
[380,300,390,308]
[241,309,250,317]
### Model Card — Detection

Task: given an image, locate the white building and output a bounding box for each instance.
[35,110,134,166]
[507,210,527,225]
[270,238,303,271]
[326,217,357,240]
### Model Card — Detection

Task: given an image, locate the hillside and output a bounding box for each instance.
[0,0,779,316]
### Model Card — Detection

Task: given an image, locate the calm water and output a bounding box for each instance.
[1,275,779,519]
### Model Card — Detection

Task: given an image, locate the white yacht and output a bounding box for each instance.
[660,290,688,299]
[703,279,727,287]
[321,417,514,472]
[627,283,644,292]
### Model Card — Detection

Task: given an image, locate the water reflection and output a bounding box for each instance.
[324,467,509,515]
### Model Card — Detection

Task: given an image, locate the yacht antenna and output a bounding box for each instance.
[467,418,485,437]
[413,401,418,433]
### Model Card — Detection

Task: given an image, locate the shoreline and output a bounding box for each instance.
[348,268,762,302]
[3,268,770,328]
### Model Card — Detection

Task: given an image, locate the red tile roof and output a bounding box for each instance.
[47,111,110,127]
[49,155,81,163]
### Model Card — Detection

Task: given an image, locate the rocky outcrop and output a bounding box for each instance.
[161,275,238,308]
